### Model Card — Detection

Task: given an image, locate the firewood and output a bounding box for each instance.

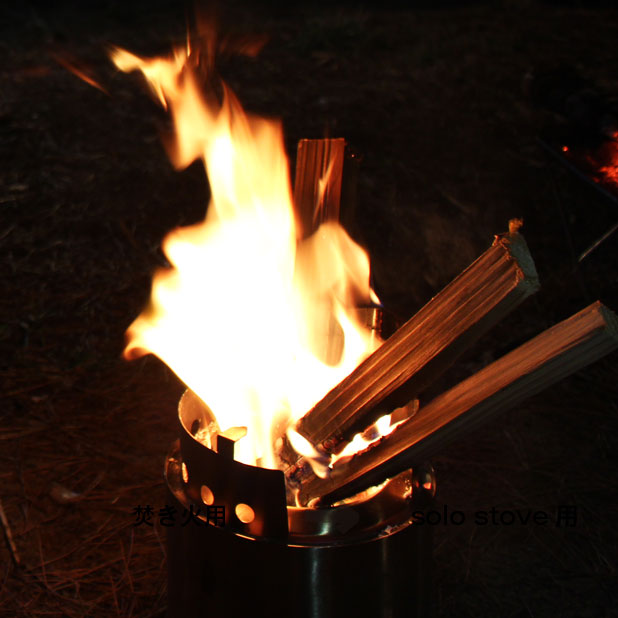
[295,229,540,455]
[298,302,618,506]
[294,138,346,238]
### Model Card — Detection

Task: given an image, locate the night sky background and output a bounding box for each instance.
[1,1,618,616]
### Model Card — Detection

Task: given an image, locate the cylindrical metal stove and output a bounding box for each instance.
[165,390,434,618]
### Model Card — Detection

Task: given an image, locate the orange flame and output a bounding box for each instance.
[112,44,380,469]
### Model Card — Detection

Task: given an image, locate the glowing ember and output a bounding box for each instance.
[112,42,381,470]
[598,132,618,186]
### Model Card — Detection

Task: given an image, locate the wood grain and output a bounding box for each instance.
[295,231,540,454]
[293,138,346,238]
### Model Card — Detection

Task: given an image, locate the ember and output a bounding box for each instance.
[598,132,618,186]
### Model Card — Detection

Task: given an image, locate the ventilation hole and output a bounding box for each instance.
[181,462,189,483]
[200,485,214,505]
[235,503,255,524]
[190,419,201,436]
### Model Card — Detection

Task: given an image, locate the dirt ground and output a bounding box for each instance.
[1,1,617,616]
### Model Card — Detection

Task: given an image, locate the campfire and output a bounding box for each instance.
[101,33,618,618]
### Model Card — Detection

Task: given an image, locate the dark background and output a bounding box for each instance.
[1,1,617,616]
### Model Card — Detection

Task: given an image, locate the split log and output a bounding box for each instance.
[298,302,618,506]
[294,138,346,237]
[294,229,540,455]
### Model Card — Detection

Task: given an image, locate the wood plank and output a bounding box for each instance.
[295,230,540,455]
[293,138,346,238]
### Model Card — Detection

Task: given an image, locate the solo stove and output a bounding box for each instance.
[93,35,618,618]
[165,390,435,618]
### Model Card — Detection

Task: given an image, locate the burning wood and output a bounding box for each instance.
[294,138,346,237]
[294,227,539,457]
[297,301,618,506]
